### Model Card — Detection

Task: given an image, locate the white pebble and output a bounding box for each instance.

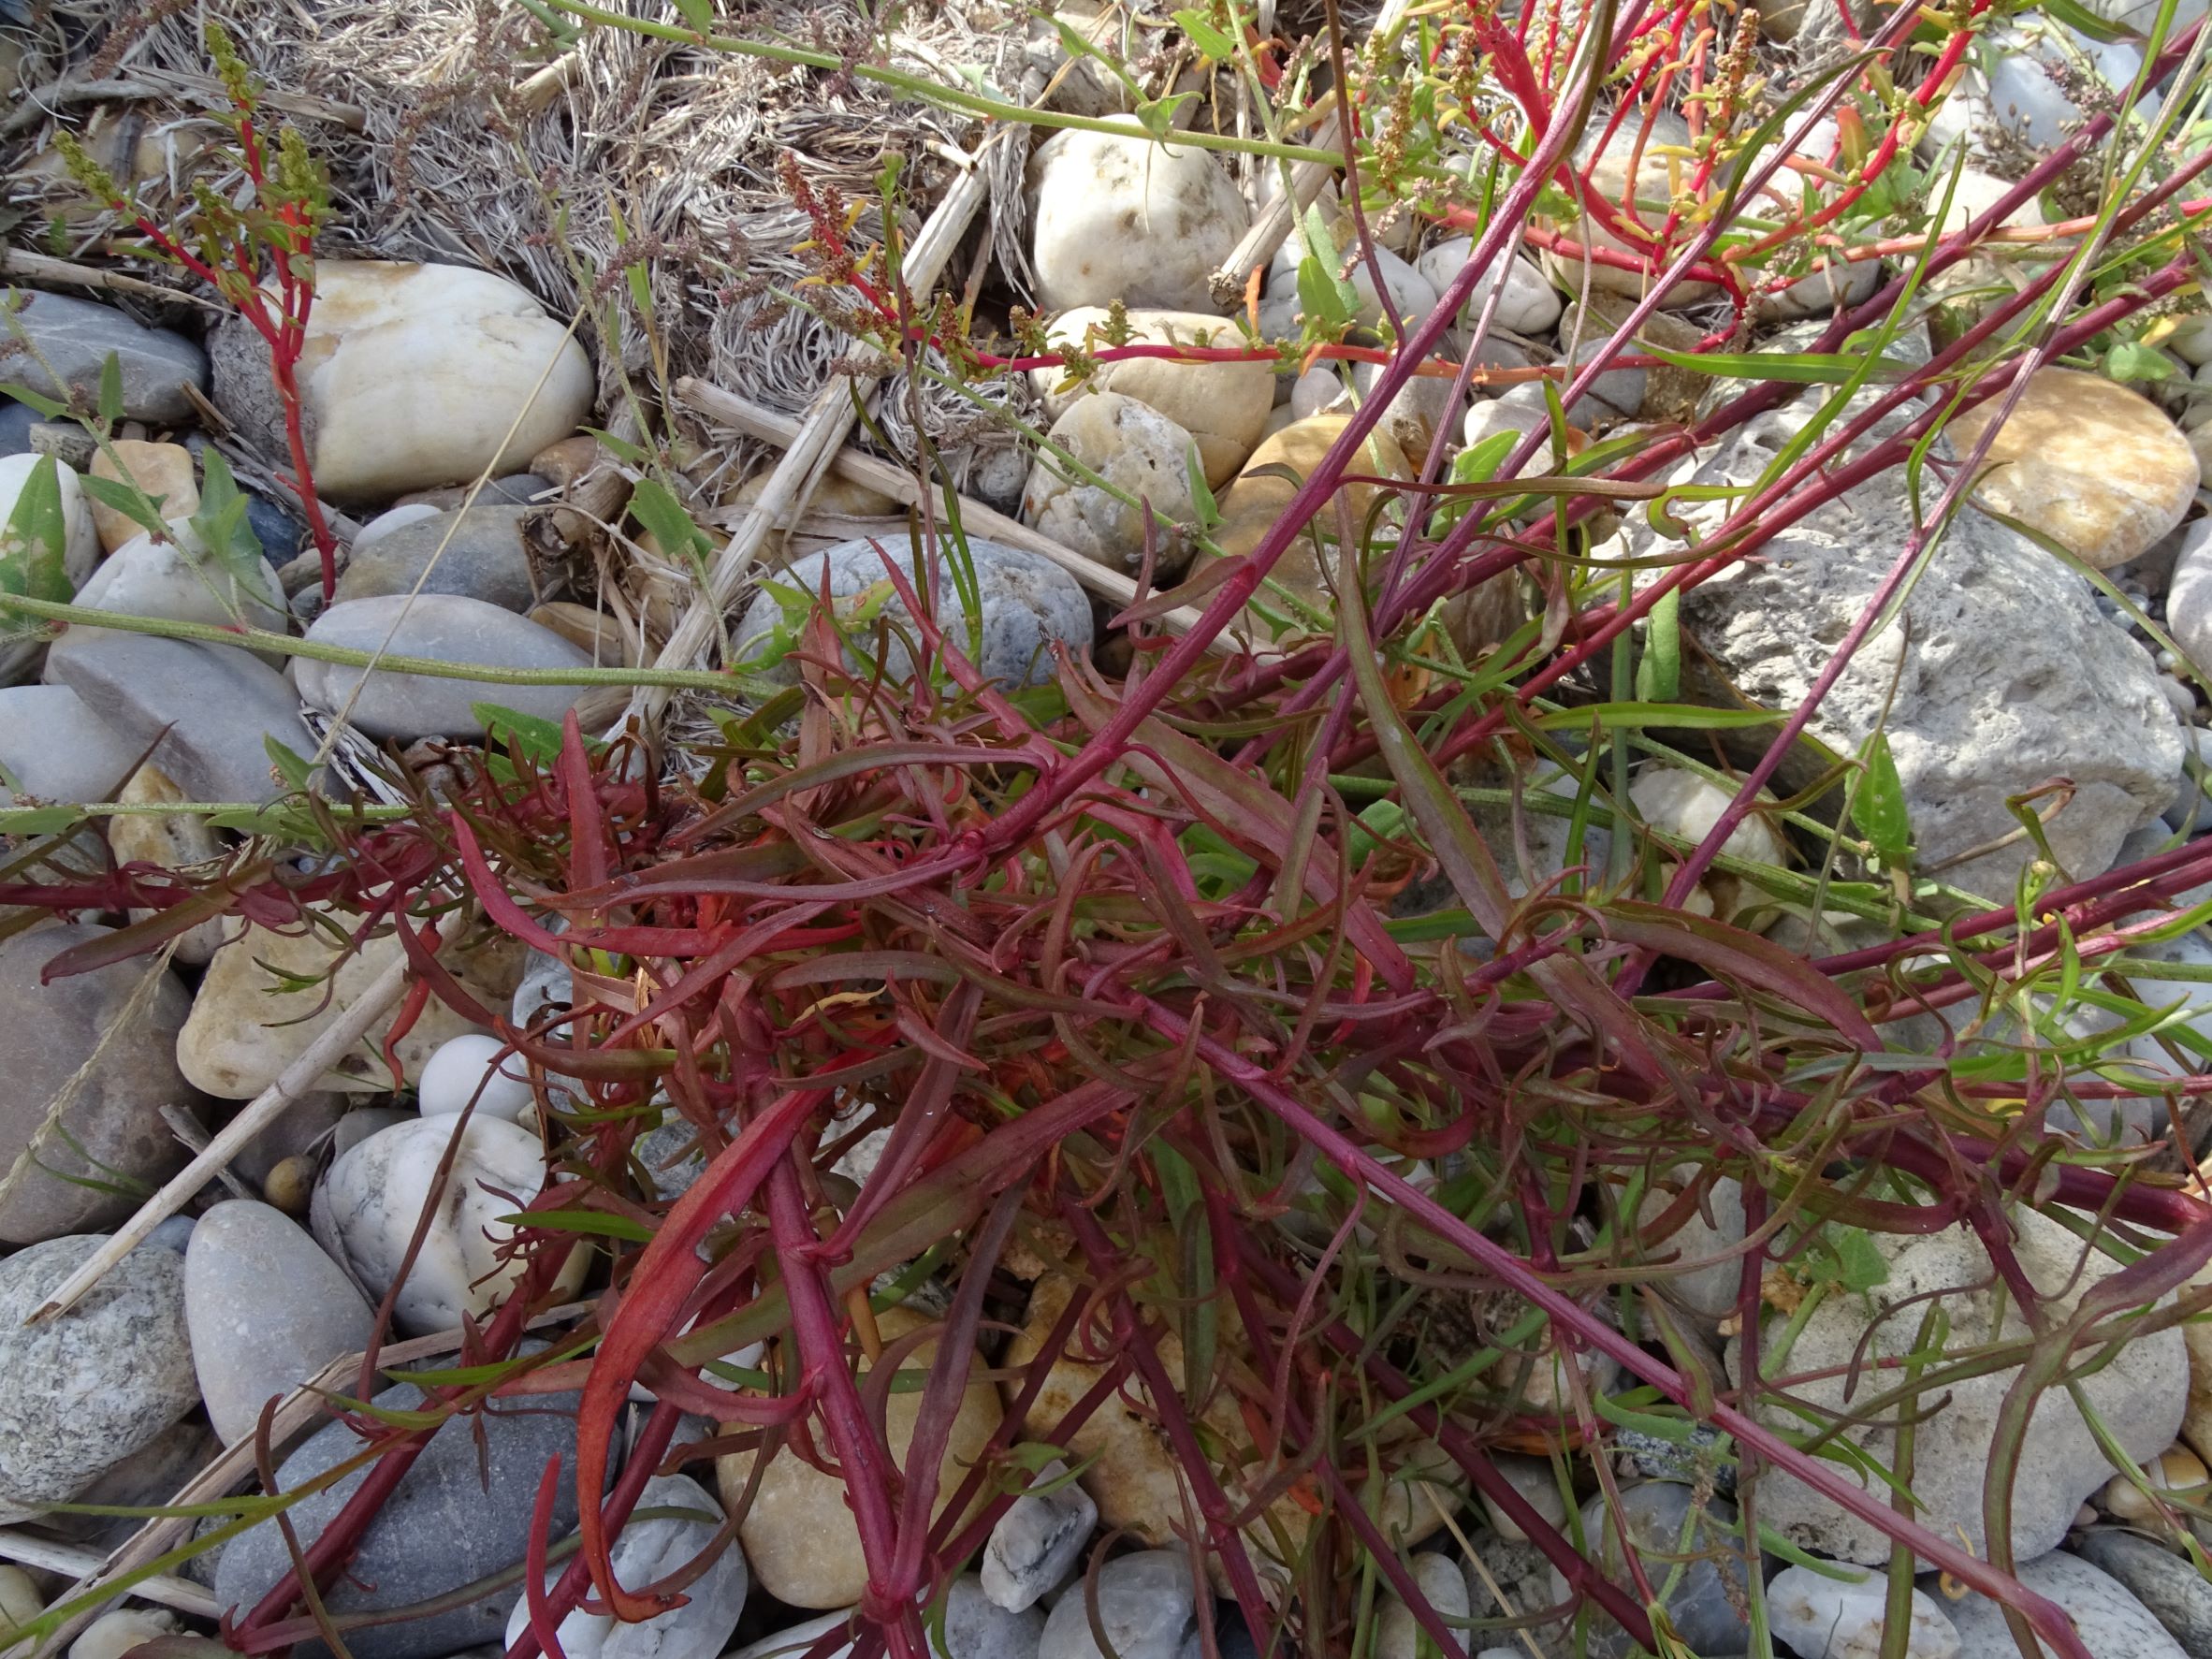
[416,1032,534,1121]
[68,1609,179,1659]
[0,1565,39,1633]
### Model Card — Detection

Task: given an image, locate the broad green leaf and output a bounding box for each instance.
[0,454,72,602]
[263,735,315,793]
[95,352,124,429]
[2105,339,2176,383]
[472,702,568,764]
[1638,342,1919,384]
[1853,731,1912,868]
[629,476,715,563]
[1297,255,1351,329]
[1634,587,1681,702]
[671,0,712,32]
[1828,1225,1889,1293]
[1172,7,1237,56]
[1135,94,1198,138]
[189,450,280,612]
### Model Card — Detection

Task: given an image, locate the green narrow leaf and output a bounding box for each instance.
[1184,442,1218,532]
[581,426,648,465]
[1594,1390,1694,1442]
[671,0,712,32]
[1297,255,1350,329]
[0,383,67,419]
[189,450,278,611]
[1634,587,1681,703]
[0,454,73,602]
[472,703,568,764]
[1637,342,1920,384]
[95,352,124,429]
[78,473,169,542]
[1853,732,1912,868]
[1531,702,1777,733]
[262,735,315,793]
[498,1208,652,1244]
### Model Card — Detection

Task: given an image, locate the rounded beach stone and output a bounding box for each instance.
[502,1474,747,1659]
[296,593,596,742]
[0,1234,197,1516]
[1029,307,1273,487]
[1026,126,1249,315]
[1947,368,2199,570]
[1022,392,1201,577]
[1767,1563,1958,1659]
[1035,1550,1201,1659]
[67,1608,179,1659]
[0,922,197,1243]
[732,537,1092,691]
[716,1305,1000,1608]
[211,259,593,506]
[315,1114,578,1334]
[184,1200,374,1445]
[73,520,288,636]
[416,1032,534,1121]
[1943,1550,2186,1658]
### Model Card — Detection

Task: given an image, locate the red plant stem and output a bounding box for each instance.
[1132,996,2100,1655]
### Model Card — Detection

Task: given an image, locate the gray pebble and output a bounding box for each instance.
[298,593,595,741]
[334,505,541,613]
[0,292,208,424]
[2073,1531,2212,1657]
[982,1461,1097,1612]
[1550,1482,1751,1659]
[1036,1550,1201,1659]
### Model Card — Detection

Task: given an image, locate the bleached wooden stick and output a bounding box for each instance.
[1211,109,1346,298]
[618,137,1004,732]
[0,1534,218,1620]
[674,379,1232,656]
[28,919,449,1323]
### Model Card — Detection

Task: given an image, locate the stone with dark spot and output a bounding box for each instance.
[1025,126,1248,314]
[0,1234,197,1520]
[0,922,199,1243]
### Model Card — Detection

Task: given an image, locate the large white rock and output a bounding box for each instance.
[314,1114,580,1333]
[72,520,287,636]
[1768,1563,1958,1659]
[1028,307,1272,485]
[1728,1204,2188,1564]
[1414,239,1562,338]
[1026,127,1249,315]
[211,260,593,505]
[1601,384,2183,898]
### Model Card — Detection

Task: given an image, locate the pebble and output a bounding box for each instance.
[0,1234,197,1518]
[210,260,593,506]
[717,1305,1000,1608]
[315,1114,578,1333]
[1476,1453,1568,1544]
[940,1575,1045,1659]
[1943,1549,2187,1658]
[0,290,208,424]
[212,1378,595,1659]
[0,922,196,1242]
[732,537,1092,693]
[1630,766,1789,922]
[1259,220,1438,342]
[178,913,488,1099]
[1376,1553,1468,1659]
[1616,1422,1739,1497]
[1028,307,1272,487]
[333,504,541,611]
[502,1474,747,1659]
[1551,1483,1750,1659]
[1729,1203,2186,1564]
[85,440,197,555]
[1947,369,2199,571]
[67,1608,179,1659]
[43,633,325,805]
[73,519,288,636]
[1036,1550,1202,1659]
[0,684,138,805]
[2166,522,2212,678]
[0,400,38,458]
[1414,240,1562,338]
[109,762,228,963]
[1767,1564,1959,1659]
[354,502,444,554]
[982,1460,1098,1612]
[1025,126,1249,315]
[1023,392,1200,577]
[416,1032,534,1121]
[2074,1530,2212,1655]
[0,1564,39,1633]
[1564,334,1647,426]
[183,1200,374,1445]
[727,1610,855,1659]
[297,593,596,742]
[2105,1445,2210,1523]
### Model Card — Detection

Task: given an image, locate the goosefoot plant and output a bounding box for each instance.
[2,2,2211,1659]
[58,21,340,601]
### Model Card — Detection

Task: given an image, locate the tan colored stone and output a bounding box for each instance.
[716,1305,999,1608]
[1949,369,2199,569]
[177,910,492,1098]
[109,764,226,965]
[1031,308,1274,486]
[87,441,197,555]
[1004,1274,1455,1585]
[1180,415,1409,637]
[2103,1444,2206,1522]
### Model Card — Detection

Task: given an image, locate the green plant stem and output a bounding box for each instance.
[540,0,1344,164]
[0,595,742,692]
